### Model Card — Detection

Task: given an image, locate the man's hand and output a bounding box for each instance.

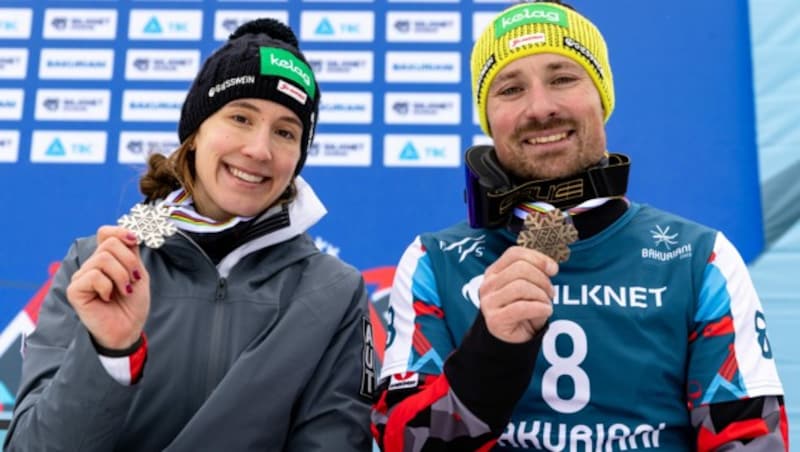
[479,246,557,343]
[66,226,150,350]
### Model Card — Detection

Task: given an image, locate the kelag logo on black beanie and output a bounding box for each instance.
[179,18,320,175]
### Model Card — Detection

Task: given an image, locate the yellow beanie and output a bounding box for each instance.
[471,2,614,136]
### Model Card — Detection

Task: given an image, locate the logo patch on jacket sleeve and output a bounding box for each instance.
[360,316,376,399]
[388,372,419,391]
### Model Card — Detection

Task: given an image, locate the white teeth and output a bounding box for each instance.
[229,166,264,183]
[529,132,568,144]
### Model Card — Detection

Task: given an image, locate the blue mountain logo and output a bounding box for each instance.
[144,17,163,34]
[46,138,66,156]
[315,18,334,35]
[399,142,419,160]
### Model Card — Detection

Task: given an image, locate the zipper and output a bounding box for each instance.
[171,230,227,399]
[205,277,227,398]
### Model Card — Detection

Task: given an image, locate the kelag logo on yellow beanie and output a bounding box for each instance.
[495,3,568,34]
[471,2,615,136]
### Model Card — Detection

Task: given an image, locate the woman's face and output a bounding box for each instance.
[190,98,303,221]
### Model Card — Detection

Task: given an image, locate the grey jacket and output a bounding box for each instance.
[5,229,373,451]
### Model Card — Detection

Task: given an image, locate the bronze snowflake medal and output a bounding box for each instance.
[516,208,578,263]
[117,203,178,249]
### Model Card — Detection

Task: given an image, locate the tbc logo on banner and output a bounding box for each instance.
[128,10,202,41]
[30,131,107,164]
[0,8,33,39]
[383,135,461,168]
[300,11,374,42]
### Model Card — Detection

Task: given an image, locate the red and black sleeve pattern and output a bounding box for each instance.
[94,333,148,385]
[372,314,545,452]
[693,395,788,451]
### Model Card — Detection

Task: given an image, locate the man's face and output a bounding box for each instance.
[486,52,606,181]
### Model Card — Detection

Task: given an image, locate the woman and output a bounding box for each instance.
[5,18,373,451]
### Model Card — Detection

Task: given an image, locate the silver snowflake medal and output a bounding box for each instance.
[118,202,178,249]
[516,208,579,263]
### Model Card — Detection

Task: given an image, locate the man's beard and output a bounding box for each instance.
[505,117,603,181]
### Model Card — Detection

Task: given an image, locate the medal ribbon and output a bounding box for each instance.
[160,189,254,234]
[512,197,619,224]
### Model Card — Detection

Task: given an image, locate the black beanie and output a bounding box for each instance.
[178,18,320,175]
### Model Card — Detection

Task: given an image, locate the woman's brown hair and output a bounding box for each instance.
[139,135,197,203]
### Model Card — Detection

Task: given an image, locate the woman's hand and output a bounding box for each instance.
[66,226,150,350]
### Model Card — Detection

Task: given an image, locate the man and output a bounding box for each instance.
[371,1,788,451]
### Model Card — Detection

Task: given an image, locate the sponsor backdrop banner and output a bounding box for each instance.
[0,0,760,437]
